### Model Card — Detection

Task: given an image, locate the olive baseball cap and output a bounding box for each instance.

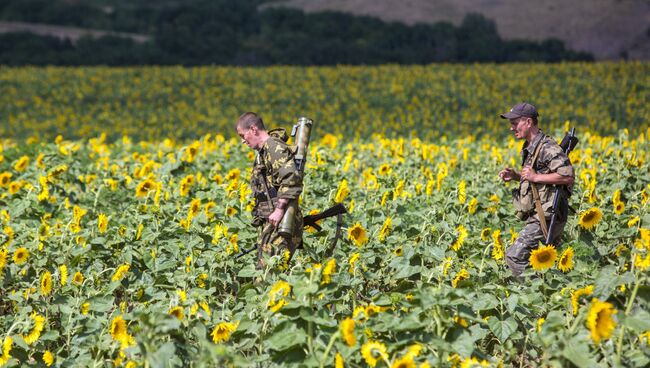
[500,102,538,119]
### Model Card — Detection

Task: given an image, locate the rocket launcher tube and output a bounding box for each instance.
[278,117,313,237]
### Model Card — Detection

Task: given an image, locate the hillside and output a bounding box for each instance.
[268,0,650,60]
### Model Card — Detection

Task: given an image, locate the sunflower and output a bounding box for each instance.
[536,318,545,332]
[334,179,350,203]
[579,207,602,230]
[59,264,68,286]
[571,285,594,315]
[613,201,625,215]
[627,216,640,228]
[340,317,356,346]
[0,336,13,366]
[480,228,491,241]
[81,302,90,315]
[0,172,12,187]
[529,245,557,271]
[97,214,108,234]
[13,155,29,172]
[391,355,416,368]
[361,340,388,367]
[8,181,21,195]
[188,198,201,218]
[335,353,344,368]
[267,280,291,313]
[23,313,45,345]
[110,315,133,348]
[211,321,238,343]
[457,180,466,204]
[13,247,29,264]
[451,225,467,252]
[40,271,53,296]
[179,175,195,197]
[226,207,237,217]
[468,197,478,214]
[42,350,54,367]
[168,306,184,320]
[393,246,403,257]
[0,249,7,271]
[491,230,504,261]
[135,223,144,240]
[322,258,336,285]
[111,264,130,282]
[348,223,368,246]
[378,164,392,176]
[378,217,392,241]
[587,298,617,344]
[135,179,155,198]
[557,247,575,273]
[452,268,469,288]
[225,168,240,182]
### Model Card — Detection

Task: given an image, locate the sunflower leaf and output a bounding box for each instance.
[594,265,619,300]
[487,316,517,342]
[562,337,596,368]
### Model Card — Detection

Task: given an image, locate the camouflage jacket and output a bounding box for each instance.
[514,131,574,217]
[250,134,303,219]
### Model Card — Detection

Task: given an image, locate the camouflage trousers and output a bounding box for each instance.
[256,211,303,270]
[505,213,566,277]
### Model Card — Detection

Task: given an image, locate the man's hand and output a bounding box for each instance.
[520,166,538,183]
[268,207,285,227]
[498,167,520,182]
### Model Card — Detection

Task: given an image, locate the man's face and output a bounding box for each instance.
[509,117,531,139]
[237,125,260,149]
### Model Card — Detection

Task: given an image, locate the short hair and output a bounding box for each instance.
[236,112,265,130]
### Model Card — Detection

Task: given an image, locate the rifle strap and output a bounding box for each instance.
[528,137,549,240]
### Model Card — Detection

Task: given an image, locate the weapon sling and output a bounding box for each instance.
[528,139,549,240]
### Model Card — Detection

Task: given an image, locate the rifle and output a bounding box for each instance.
[544,128,579,245]
[236,203,348,259]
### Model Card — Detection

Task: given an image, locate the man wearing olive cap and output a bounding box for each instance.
[498,102,575,277]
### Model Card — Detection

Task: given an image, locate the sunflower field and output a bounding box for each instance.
[0,63,649,368]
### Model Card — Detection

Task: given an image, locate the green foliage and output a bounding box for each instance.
[0,0,592,65]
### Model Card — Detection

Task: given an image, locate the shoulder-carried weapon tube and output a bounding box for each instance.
[544,127,579,245]
[278,117,313,237]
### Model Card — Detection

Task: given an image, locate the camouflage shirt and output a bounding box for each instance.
[250,135,302,219]
[518,131,574,214]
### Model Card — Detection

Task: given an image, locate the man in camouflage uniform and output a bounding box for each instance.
[498,103,575,277]
[236,112,303,269]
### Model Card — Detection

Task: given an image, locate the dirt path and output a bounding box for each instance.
[0,21,150,43]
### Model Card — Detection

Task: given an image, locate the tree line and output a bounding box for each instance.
[0,0,593,65]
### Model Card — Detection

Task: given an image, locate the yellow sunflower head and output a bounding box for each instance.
[110,315,128,342]
[340,317,356,347]
[348,223,368,246]
[361,340,387,367]
[529,245,558,271]
[557,247,575,273]
[168,306,184,320]
[13,247,29,264]
[391,355,416,368]
[579,207,603,230]
[614,201,625,215]
[211,321,238,343]
[586,298,617,344]
[135,179,155,197]
[40,271,53,296]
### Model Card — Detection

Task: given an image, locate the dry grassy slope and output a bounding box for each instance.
[268,0,650,60]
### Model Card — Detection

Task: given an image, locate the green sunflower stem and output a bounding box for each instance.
[318,331,339,368]
[615,273,642,364]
